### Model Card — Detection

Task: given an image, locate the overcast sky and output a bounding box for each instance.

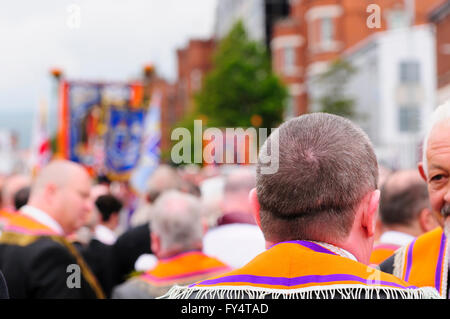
[0,0,218,111]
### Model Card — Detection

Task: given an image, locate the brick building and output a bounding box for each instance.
[272,0,445,117]
[175,39,216,117]
[429,0,450,104]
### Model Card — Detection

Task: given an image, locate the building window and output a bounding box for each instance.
[398,106,420,132]
[400,61,420,84]
[284,96,295,120]
[283,47,295,75]
[190,69,203,92]
[321,17,334,44]
[387,10,409,30]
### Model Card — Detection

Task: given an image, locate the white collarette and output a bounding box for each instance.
[20,205,64,236]
[379,231,415,247]
[312,241,358,261]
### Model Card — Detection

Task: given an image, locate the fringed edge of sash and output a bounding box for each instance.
[393,246,407,279]
[159,284,442,299]
[441,240,448,298]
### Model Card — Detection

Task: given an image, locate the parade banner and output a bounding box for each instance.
[129,91,162,194]
[57,81,145,179]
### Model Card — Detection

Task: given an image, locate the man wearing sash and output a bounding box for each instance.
[112,190,230,298]
[164,113,439,299]
[380,101,450,298]
[0,160,105,298]
[370,170,438,265]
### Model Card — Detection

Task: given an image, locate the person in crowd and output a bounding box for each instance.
[369,170,439,265]
[94,194,122,245]
[163,113,439,299]
[203,166,265,269]
[112,190,230,298]
[130,165,182,227]
[13,186,30,211]
[1,174,31,212]
[74,193,122,298]
[0,174,31,229]
[380,101,450,298]
[0,160,105,298]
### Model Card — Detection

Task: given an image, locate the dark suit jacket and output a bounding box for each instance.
[0,236,100,299]
[0,270,9,299]
[111,223,152,287]
[75,239,115,298]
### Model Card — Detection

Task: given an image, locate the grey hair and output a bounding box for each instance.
[224,167,256,194]
[150,190,203,252]
[422,100,450,178]
[256,112,378,243]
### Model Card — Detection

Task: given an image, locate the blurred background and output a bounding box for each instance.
[0,0,449,180]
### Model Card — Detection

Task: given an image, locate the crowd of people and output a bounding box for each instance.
[0,100,448,299]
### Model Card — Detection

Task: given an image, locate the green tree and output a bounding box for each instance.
[194,20,287,129]
[315,59,357,119]
[169,21,287,166]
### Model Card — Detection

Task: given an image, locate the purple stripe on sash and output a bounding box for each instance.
[190,273,418,289]
[142,266,229,283]
[270,241,337,256]
[404,239,416,282]
[434,232,446,294]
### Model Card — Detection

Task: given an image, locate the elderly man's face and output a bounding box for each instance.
[422,121,450,225]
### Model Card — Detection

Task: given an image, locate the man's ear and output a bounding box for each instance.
[150,233,160,258]
[363,189,380,237]
[418,162,427,182]
[248,188,261,228]
[201,218,209,236]
[418,208,440,233]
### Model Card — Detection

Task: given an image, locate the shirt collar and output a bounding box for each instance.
[311,241,358,261]
[20,205,65,236]
[379,231,415,247]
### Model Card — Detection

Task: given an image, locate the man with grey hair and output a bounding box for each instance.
[380,101,450,298]
[203,166,265,269]
[163,113,439,299]
[130,164,182,227]
[112,190,229,299]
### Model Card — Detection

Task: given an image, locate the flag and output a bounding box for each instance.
[30,99,52,174]
[130,91,162,194]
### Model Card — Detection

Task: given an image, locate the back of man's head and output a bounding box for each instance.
[2,174,31,211]
[151,190,203,254]
[222,167,256,215]
[146,165,181,203]
[14,186,30,211]
[379,170,429,227]
[257,113,378,243]
[95,194,123,223]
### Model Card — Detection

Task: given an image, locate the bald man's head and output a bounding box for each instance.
[31,160,88,194]
[28,160,93,235]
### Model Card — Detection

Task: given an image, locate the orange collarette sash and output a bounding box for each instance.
[164,241,440,299]
[140,251,230,287]
[393,227,448,298]
[0,213,106,299]
[369,243,400,265]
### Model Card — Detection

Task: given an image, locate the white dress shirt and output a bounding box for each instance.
[94,224,117,245]
[378,231,415,247]
[20,205,64,235]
